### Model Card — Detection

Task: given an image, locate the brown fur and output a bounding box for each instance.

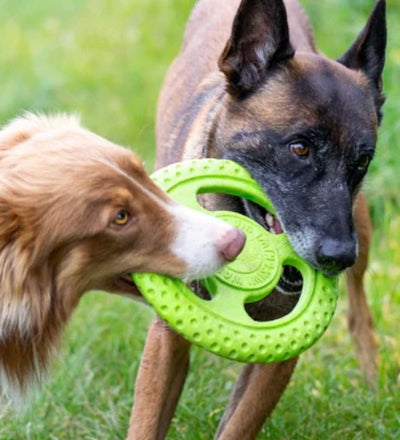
[129,0,385,438]
[0,114,188,398]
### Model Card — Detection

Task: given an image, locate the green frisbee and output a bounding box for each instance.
[132,159,338,363]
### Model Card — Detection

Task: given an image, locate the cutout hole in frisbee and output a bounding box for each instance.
[132,159,338,363]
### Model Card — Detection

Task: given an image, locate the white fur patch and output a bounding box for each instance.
[168,204,236,279]
[0,354,47,406]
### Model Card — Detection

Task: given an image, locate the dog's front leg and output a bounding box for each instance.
[127,317,191,440]
[215,359,298,440]
[346,193,378,384]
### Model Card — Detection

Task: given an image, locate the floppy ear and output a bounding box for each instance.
[218,0,294,97]
[0,199,20,242]
[338,0,386,92]
[0,197,62,398]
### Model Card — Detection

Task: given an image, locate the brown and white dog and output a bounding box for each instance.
[0,113,245,401]
[128,0,386,438]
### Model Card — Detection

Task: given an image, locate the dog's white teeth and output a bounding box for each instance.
[265,212,274,228]
[265,212,278,234]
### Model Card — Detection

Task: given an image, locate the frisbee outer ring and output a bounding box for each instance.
[132,159,338,363]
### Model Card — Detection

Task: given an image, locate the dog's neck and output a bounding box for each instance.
[156,72,227,169]
[182,78,226,162]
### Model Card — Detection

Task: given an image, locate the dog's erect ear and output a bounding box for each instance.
[218,0,294,97]
[338,0,386,91]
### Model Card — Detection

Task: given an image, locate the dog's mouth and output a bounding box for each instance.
[241,199,303,296]
[113,273,142,298]
[242,199,284,235]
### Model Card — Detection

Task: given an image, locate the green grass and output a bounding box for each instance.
[0,0,399,439]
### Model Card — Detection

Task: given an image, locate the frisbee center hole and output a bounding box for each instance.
[244,266,303,322]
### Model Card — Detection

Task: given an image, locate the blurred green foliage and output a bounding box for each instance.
[0,0,194,167]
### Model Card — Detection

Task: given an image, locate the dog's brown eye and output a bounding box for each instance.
[113,210,130,226]
[290,142,309,158]
[357,155,370,169]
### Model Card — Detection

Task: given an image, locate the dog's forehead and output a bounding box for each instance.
[3,129,171,202]
[86,149,172,205]
[223,53,377,146]
[290,54,374,115]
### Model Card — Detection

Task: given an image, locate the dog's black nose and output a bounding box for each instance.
[316,238,356,274]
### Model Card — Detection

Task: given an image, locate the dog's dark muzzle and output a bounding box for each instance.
[316,236,357,276]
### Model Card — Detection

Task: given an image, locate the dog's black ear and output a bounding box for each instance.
[338,0,386,92]
[218,0,294,97]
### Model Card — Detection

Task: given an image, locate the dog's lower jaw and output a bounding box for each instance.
[112,274,142,298]
[275,266,303,296]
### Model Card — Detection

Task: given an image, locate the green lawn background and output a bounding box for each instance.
[0,0,399,439]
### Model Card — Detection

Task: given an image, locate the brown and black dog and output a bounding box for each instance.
[128,0,386,438]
